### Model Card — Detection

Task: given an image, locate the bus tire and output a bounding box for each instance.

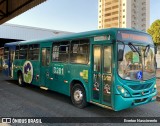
[71,83,88,108]
[18,73,25,87]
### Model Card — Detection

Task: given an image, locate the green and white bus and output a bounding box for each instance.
[3,28,157,111]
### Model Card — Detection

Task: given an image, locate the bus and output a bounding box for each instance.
[0,47,4,70]
[3,28,157,111]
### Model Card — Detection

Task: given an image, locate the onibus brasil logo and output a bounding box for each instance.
[23,61,33,83]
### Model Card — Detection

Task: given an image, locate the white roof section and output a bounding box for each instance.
[0,23,72,40]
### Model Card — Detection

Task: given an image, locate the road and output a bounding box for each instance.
[0,72,160,125]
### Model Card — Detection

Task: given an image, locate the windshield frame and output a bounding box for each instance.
[117,41,156,82]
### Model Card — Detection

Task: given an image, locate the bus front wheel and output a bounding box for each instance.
[71,84,87,108]
[18,73,25,87]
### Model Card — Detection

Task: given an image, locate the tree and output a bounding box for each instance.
[125,51,133,61]
[147,19,160,44]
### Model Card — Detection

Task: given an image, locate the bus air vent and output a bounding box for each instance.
[128,83,152,90]
[135,98,147,103]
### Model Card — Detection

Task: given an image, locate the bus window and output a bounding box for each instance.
[4,47,9,59]
[103,46,111,73]
[28,44,39,60]
[19,45,28,59]
[94,46,101,72]
[46,48,50,66]
[52,41,69,62]
[70,39,89,64]
[15,46,19,59]
[42,48,50,66]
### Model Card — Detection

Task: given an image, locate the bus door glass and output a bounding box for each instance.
[3,47,9,76]
[92,44,112,106]
[9,49,15,77]
[41,47,51,87]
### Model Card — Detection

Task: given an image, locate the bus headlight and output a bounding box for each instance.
[117,86,131,98]
[152,84,157,93]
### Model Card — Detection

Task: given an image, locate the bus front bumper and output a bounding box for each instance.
[114,91,157,111]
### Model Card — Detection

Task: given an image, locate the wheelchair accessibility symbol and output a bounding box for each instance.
[136,71,142,80]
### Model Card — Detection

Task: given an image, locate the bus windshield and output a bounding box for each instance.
[118,43,156,81]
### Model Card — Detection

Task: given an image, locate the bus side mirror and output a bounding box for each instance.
[118,49,124,61]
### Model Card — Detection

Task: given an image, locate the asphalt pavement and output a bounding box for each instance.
[0,72,160,126]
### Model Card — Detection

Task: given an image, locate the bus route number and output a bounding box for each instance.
[53,67,64,75]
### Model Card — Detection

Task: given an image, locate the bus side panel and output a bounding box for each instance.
[13,60,24,80]
[3,59,9,77]
[69,64,90,101]
[13,60,40,86]
[48,63,90,99]
[29,60,40,86]
[48,63,70,96]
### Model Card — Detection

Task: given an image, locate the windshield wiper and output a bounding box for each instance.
[144,44,150,57]
[128,42,141,56]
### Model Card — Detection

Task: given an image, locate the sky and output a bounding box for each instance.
[6,0,160,33]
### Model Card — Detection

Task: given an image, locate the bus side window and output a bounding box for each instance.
[46,48,50,66]
[28,44,39,60]
[19,45,28,59]
[52,41,69,62]
[52,45,59,61]
[15,46,19,59]
[70,39,89,64]
[4,47,9,60]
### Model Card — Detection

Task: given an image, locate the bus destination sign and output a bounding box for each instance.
[117,31,153,43]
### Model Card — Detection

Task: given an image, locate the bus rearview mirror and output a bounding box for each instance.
[144,45,150,57]
[118,49,124,61]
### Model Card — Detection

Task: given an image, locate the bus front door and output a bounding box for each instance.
[92,45,112,107]
[40,47,51,88]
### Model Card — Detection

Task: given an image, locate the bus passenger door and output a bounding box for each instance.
[40,47,51,88]
[92,45,112,107]
[3,47,9,76]
[9,49,15,78]
[3,47,15,78]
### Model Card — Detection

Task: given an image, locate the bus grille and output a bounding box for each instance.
[135,98,147,103]
[128,83,152,90]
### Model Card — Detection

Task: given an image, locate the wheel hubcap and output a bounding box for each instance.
[74,89,83,102]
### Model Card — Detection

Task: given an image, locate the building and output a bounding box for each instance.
[0,23,72,69]
[0,23,72,47]
[0,0,46,24]
[98,0,150,31]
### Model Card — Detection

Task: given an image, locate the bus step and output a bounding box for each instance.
[40,86,48,90]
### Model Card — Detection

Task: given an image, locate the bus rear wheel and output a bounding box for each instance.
[71,84,87,108]
[18,73,25,87]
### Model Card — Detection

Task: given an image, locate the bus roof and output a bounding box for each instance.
[4,41,20,47]
[4,28,149,46]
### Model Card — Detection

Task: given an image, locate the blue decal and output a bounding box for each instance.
[136,71,142,80]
